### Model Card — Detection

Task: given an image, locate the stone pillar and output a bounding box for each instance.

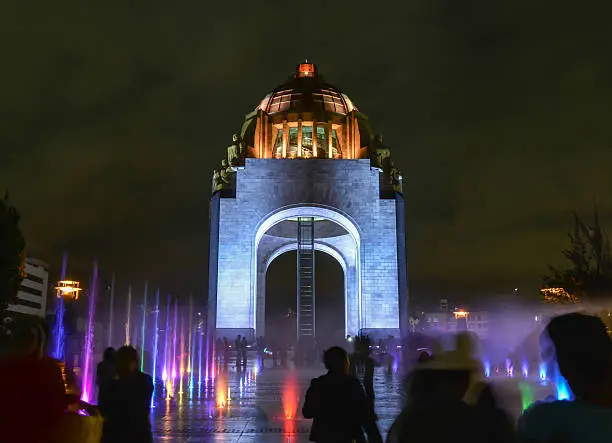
[263,114,270,158]
[257,260,267,337]
[282,120,289,158]
[207,193,221,338]
[343,118,351,159]
[395,194,409,337]
[254,113,262,158]
[312,121,318,157]
[327,121,333,158]
[352,115,359,159]
[297,119,303,158]
[346,263,359,336]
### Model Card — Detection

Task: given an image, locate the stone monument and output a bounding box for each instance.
[207,62,408,342]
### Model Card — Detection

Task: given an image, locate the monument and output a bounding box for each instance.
[208,62,408,342]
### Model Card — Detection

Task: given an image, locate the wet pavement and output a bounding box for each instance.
[151,359,556,442]
[152,360,402,442]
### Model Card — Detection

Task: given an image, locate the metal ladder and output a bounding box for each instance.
[297,217,315,341]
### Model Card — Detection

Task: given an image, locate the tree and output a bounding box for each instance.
[0,192,26,314]
[543,208,612,305]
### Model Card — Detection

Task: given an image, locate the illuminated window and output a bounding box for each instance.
[272,123,341,159]
[274,130,283,158]
[298,63,315,77]
[288,127,298,158]
[331,129,341,158]
[302,126,313,158]
[314,126,326,157]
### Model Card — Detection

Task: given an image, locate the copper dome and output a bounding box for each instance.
[257,63,357,122]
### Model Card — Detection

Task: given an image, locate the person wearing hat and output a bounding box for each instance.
[387,348,515,443]
[518,313,612,442]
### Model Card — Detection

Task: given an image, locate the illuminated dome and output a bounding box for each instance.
[226,62,380,162]
[257,63,357,121]
[214,62,402,196]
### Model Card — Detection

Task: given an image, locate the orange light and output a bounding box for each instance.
[165,379,174,399]
[454,309,469,319]
[540,287,578,304]
[282,373,298,420]
[55,280,82,300]
[216,374,228,409]
[298,63,315,78]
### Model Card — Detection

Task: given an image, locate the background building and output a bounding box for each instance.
[423,309,490,340]
[7,258,49,318]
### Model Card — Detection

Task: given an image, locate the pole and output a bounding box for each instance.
[52,251,68,360]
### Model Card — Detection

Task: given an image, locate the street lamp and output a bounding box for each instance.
[55,280,82,301]
[53,279,82,392]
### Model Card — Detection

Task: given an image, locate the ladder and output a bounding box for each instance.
[297,217,315,341]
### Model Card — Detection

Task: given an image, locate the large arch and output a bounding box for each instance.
[211,160,405,342]
[253,205,362,338]
[263,245,347,340]
[254,204,362,246]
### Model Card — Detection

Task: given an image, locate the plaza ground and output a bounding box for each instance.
[152,360,402,443]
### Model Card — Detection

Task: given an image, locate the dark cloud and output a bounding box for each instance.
[1,0,611,304]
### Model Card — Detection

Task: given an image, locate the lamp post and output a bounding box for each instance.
[53,279,82,393]
[55,280,82,301]
[54,280,82,365]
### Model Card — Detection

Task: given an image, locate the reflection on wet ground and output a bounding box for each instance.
[152,359,557,442]
[153,361,402,442]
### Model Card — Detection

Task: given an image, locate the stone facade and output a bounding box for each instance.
[209,158,405,340]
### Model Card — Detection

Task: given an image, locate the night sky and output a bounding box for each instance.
[2,1,611,306]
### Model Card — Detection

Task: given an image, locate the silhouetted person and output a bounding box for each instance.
[417,351,431,364]
[223,337,230,365]
[215,338,223,363]
[387,351,514,443]
[279,343,288,368]
[272,341,281,368]
[518,313,612,442]
[256,336,266,367]
[101,346,154,443]
[303,346,381,443]
[240,336,248,367]
[235,335,242,367]
[97,347,116,407]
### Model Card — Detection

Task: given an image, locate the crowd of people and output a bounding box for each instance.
[1,312,611,442]
[216,334,377,369]
[302,312,612,443]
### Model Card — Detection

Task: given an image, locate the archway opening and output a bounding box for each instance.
[265,250,345,348]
